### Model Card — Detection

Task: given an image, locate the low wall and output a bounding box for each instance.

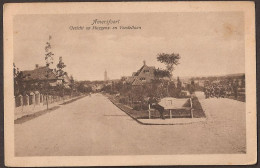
[14,102,61,120]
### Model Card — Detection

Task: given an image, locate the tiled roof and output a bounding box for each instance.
[22,66,58,81]
[132,78,143,86]
[126,76,135,83]
[134,65,155,77]
[134,65,146,76]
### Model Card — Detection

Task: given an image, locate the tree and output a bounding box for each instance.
[56,57,66,77]
[13,63,25,96]
[233,79,239,99]
[131,86,147,110]
[76,81,92,94]
[176,76,182,97]
[114,81,123,93]
[157,52,181,95]
[154,68,171,79]
[44,35,54,110]
[189,79,195,94]
[69,75,75,96]
[157,52,181,79]
[177,77,182,90]
[45,40,54,67]
[56,56,67,100]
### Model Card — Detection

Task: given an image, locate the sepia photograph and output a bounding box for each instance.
[4,2,256,166]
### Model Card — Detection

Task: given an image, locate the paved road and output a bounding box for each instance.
[15,93,246,156]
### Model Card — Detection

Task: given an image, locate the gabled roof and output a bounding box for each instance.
[63,74,71,84]
[22,66,57,81]
[126,76,135,83]
[132,78,143,86]
[134,65,146,76]
[133,64,156,77]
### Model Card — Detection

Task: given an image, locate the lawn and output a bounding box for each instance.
[107,94,206,119]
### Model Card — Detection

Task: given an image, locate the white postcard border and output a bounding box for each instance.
[4,1,256,166]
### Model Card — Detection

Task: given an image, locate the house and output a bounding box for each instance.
[22,64,69,87]
[126,61,156,86]
[62,74,71,88]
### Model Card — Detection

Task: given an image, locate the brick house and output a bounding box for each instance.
[126,61,156,86]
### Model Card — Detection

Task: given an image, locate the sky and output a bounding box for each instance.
[13,12,244,81]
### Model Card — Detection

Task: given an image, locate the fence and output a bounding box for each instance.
[14,92,74,108]
[14,91,74,120]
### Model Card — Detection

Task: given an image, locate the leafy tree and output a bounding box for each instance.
[157,52,180,95]
[13,63,26,96]
[233,79,239,99]
[154,68,171,79]
[44,35,54,110]
[101,84,112,94]
[168,81,177,97]
[150,79,167,99]
[241,78,245,88]
[157,52,181,78]
[114,81,123,93]
[176,77,182,97]
[56,57,66,77]
[69,75,75,96]
[56,56,67,100]
[131,86,147,110]
[76,82,92,93]
[189,79,195,94]
[45,43,54,67]
[177,77,182,90]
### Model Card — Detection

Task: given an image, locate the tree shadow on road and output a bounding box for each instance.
[14,106,60,124]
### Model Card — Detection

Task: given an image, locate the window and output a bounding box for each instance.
[140,77,146,80]
[143,70,149,73]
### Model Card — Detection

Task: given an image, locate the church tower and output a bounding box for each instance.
[104,70,108,81]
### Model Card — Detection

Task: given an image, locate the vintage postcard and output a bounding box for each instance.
[4,1,256,166]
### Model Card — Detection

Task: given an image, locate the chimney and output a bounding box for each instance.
[35,64,39,69]
[143,60,146,65]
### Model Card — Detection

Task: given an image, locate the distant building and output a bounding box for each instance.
[104,70,108,81]
[125,60,156,86]
[194,79,205,87]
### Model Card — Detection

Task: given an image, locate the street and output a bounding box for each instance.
[15,93,246,156]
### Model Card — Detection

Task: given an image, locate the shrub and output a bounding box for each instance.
[119,97,128,104]
[142,105,149,110]
[133,103,149,111]
[133,105,142,111]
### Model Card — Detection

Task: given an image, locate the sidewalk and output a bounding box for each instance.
[15,102,59,120]
[138,117,206,125]
[15,95,86,121]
